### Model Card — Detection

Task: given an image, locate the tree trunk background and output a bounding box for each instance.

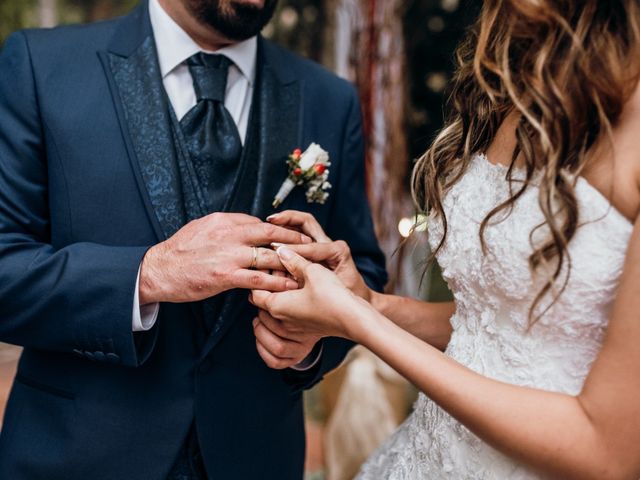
[330,0,412,292]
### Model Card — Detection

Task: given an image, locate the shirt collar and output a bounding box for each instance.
[148,0,257,85]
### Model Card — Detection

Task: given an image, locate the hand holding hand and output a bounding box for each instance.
[139,213,311,305]
[267,210,373,301]
[252,309,321,370]
[250,246,367,341]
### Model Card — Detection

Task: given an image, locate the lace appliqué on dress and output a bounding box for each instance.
[357,154,632,479]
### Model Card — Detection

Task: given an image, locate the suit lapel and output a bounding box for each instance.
[199,38,303,359]
[249,38,303,219]
[99,2,186,241]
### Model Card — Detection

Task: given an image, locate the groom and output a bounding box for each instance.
[0,0,387,478]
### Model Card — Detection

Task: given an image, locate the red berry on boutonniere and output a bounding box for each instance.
[273,143,332,208]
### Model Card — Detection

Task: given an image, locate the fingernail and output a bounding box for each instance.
[301,235,312,244]
[252,318,258,328]
[271,242,284,249]
[266,214,279,222]
[277,246,295,260]
[285,279,298,290]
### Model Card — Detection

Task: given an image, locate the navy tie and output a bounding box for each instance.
[180,53,243,214]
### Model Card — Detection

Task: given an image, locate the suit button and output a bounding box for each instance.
[106,353,120,364]
[199,358,213,373]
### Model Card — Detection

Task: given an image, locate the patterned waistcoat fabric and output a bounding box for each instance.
[166,91,261,336]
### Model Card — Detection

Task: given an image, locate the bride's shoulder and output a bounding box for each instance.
[622,82,640,208]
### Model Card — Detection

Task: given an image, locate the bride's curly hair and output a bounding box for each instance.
[412,0,640,322]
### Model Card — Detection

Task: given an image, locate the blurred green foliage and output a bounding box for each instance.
[0,0,36,42]
[0,0,142,45]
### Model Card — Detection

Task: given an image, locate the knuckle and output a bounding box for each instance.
[208,212,223,224]
[269,304,283,318]
[211,268,227,281]
[273,342,287,358]
[219,224,234,237]
[249,273,263,288]
[211,269,230,288]
[262,223,276,237]
[267,356,284,369]
[335,240,349,254]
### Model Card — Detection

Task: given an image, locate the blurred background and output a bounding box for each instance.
[0,0,480,478]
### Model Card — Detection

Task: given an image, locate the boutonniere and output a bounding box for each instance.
[272,143,332,208]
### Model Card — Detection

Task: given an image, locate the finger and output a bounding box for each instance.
[232,270,298,292]
[253,318,308,360]
[271,269,296,280]
[255,338,293,370]
[276,246,313,280]
[269,242,340,264]
[205,212,261,225]
[258,309,305,341]
[267,211,331,243]
[239,247,285,271]
[249,289,273,310]
[241,223,312,246]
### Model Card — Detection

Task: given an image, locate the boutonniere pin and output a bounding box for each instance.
[272,143,332,208]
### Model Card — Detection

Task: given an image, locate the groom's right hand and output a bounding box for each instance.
[138,213,311,305]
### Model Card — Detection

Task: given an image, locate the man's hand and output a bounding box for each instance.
[138,212,311,305]
[268,210,373,301]
[252,309,321,370]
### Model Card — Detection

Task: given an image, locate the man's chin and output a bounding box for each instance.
[187,0,278,42]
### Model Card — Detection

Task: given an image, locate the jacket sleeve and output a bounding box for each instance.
[0,31,157,368]
[284,85,388,391]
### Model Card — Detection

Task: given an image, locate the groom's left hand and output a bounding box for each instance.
[252,308,321,370]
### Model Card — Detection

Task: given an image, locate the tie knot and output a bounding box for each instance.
[186,53,232,103]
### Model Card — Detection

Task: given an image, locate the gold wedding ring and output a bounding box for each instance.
[250,246,259,270]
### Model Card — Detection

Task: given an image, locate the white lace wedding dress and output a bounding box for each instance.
[357,153,633,479]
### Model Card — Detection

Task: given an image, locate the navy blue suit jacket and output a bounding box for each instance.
[0,2,387,479]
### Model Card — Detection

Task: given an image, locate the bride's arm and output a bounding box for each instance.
[267,210,455,349]
[352,301,637,480]
[252,223,640,479]
[370,293,454,351]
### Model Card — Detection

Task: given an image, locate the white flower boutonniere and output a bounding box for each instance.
[272,143,332,208]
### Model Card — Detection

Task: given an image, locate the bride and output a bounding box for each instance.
[250,0,640,478]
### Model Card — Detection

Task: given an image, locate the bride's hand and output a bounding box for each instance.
[267,210,373,302]
[250,246,368,340]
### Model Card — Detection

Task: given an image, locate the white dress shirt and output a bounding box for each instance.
[132,0,257,331]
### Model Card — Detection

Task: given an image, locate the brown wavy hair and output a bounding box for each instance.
[412,0,640,322]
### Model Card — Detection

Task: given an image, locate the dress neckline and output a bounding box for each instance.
[475,153,634,228]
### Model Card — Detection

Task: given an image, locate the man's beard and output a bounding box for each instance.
[185,0,279,42]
